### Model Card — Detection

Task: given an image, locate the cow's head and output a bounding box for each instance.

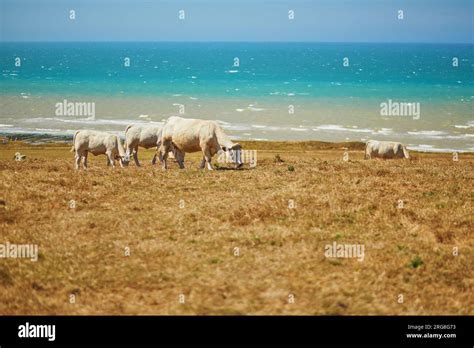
[402,145,410,159]
[222,143,243,168]
[395,144,409,159]
[116,153,130,166]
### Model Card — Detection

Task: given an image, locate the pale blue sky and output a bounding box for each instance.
[1,0,473,43]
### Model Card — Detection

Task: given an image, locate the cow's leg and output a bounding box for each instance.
[176,150,185,169]
[106,152,115,168]
[199,156,206,169]
[75,152,81,170]
[152,144,168,165]
[133,146,140,166]
[157,150,163,164]
[160,141,172,169]
[153,141,162,165]
[82,151,88,169]
[202,146,214,171]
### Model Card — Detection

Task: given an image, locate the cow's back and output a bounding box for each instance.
[140,126,160,146]
[371,141,399,158]
[164,117,211,152]
[76,130,114,155]
[127,125,161,148]
[125,125,141,144]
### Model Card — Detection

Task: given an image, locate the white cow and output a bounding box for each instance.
[365,140,410,159]
[160,116,243,170]
[71,130,130,169]
[124,124,164,166]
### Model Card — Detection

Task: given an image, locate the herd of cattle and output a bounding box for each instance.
[71,116,410,170]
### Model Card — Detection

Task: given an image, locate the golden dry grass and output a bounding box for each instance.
[0,140,473,315]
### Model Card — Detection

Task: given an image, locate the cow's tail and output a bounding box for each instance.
[116,134,126,157]
[156,127,163,149]
[123,124,135,152]
[70,130,80,152]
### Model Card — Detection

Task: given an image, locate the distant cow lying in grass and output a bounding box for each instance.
[71,130,130,169]
[365,140,410,159]
[159,116,243,170]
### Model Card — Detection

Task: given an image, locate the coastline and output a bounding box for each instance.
[1,131,472,154]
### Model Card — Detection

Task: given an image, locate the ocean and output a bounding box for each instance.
[1,42,473,152]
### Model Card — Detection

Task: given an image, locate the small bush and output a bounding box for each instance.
[410,256,424,268]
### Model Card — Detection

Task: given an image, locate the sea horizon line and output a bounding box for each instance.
[1,40,473,45]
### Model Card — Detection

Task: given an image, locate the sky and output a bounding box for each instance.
[0,0,473,43]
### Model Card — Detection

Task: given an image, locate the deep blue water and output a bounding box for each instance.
[1,42,473,99]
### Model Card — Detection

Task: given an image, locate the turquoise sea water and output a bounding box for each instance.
[1,42,473,151]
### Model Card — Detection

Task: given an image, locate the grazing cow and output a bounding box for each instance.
[124,124,164,166]
[71,130,130,169]
[159,116,243,170]
[365,140,410,160]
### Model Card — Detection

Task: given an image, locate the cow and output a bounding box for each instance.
[124,124,164,166]
[13,152,26,161]
[71,130,130,169]
[159,116,243,170]
[364,140,410,160]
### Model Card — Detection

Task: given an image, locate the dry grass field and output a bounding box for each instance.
[0,140,473,315]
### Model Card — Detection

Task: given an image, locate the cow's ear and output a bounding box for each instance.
[221,146,228,152]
